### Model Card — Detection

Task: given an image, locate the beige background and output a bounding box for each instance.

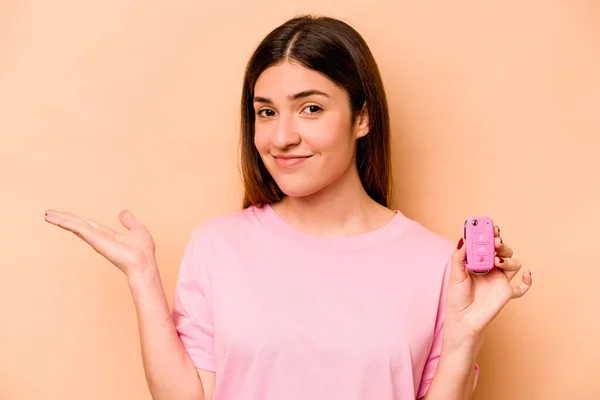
[1,0,599,399]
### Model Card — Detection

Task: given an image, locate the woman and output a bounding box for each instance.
[45,15,532,400]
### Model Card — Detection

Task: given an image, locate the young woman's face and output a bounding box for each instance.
[253,60,368,198]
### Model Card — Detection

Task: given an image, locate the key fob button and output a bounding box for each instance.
[476,255,489,264]
[473,234,488,244]
[474,245,489,255]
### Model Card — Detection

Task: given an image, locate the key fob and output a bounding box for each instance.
[464,216,495,274]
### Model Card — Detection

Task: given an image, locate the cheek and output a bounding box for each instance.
[307,118,354,157]
[253,126,269,154]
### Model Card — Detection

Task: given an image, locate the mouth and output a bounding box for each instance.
[272,155,312,168]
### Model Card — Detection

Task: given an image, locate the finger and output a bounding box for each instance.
[494,236,514,258]
[449,238,469,284]
[119,209,147,233]
[46,210,117,239]
[45,211,122,257]
[494,225,500,237]
[495,256,522,281]
[53,210,117,238]
[87,220,118,239]
[45,212,95,242]
[511,270,532,299]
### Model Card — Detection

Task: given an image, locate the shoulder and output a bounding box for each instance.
[398,213,457,257]
[177,206,266,269]
[394,214,457,278]
[187,205,266,243]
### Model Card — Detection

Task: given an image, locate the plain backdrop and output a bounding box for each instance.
[1,1,599,399]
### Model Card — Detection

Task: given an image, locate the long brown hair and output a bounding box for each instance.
[240,15,392,209]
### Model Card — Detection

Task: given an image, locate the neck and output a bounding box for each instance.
[271,164,394,238]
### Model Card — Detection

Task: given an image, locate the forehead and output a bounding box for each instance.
[254,60,342,99]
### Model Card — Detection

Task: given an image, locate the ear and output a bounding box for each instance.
[354,103,369,139]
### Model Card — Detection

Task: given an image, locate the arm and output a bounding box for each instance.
[44,209,214,399]
[421,228,532,399]
[419,336,481,400]
[128,265,214,400]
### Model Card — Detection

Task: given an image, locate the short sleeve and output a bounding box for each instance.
[416,256,480,398]
[171,232,216,372]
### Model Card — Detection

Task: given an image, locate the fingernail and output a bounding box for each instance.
[457,238,464,249]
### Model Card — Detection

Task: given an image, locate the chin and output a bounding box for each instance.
[273,177,327,199]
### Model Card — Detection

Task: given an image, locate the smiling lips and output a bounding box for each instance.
[273,155,312,168]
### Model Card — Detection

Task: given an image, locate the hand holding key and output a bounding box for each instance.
[444,222,532,346]
[44,209,157,277]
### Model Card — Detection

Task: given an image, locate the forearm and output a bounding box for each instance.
[422,339,481,400]
[127,264,204,400]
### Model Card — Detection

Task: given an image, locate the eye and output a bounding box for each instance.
[256,108,276,118]
[302,105,322,115]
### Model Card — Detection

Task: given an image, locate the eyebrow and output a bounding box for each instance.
[253,90,330,104]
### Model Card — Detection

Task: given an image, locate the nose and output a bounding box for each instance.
[271,113,301,149]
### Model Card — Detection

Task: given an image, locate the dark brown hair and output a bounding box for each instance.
[240,15,392,209]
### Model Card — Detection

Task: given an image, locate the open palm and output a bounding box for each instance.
[44,209,156,276]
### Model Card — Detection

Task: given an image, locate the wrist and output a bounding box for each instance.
[441,320,484,360]
[440,342,479,368]
[126,260,161,288]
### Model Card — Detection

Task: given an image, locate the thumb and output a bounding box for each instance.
[450,238,469,284]
[119,209,145,231]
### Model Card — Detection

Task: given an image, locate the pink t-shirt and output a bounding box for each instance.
[172,204,478,399]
